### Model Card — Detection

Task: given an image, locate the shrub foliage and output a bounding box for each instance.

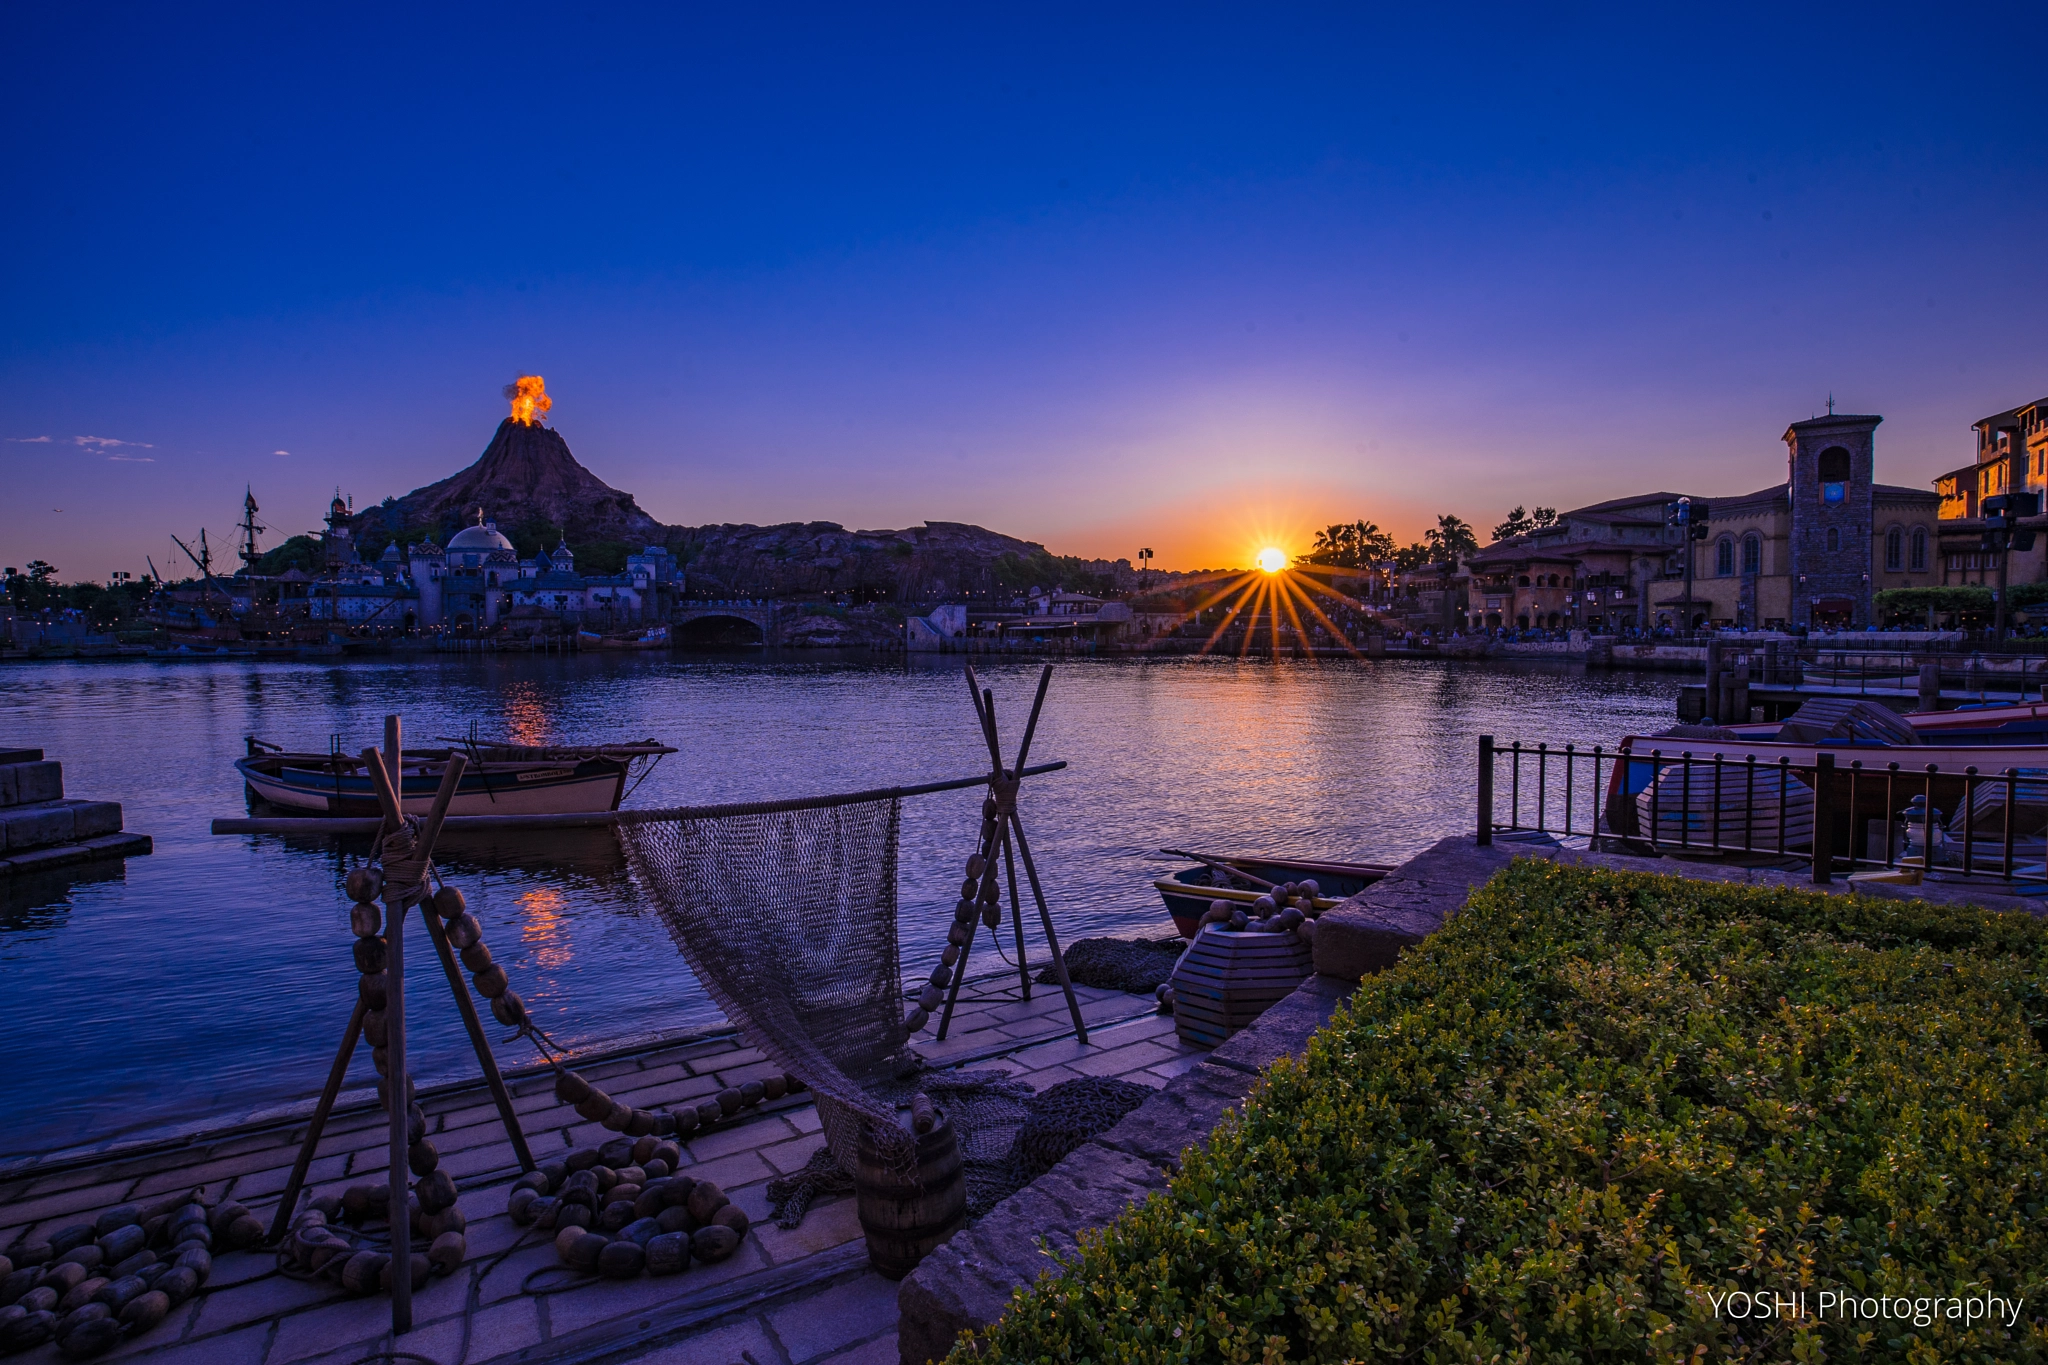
[959,861,2048,1362]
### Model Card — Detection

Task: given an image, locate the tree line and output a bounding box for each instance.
[1299,515,1481,572]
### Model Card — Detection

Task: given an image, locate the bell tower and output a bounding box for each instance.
[1785,412,1881,629]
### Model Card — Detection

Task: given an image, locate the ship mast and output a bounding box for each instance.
[239,487,266,573]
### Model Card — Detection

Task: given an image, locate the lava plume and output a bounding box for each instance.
[504,375,551,426]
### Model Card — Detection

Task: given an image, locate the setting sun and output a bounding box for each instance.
[1255,546,1288,574]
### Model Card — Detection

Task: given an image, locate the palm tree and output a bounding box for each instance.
[1426,514,1478,565]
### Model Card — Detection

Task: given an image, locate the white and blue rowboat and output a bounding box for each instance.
[237,738,676,817]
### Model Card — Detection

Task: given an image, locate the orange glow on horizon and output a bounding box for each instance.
[505,375,552,426]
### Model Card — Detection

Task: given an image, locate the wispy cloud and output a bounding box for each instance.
[8,434,155,449]
[274,449,290,456]
[107,454,156,463]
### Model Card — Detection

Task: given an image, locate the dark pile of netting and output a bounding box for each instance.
[1039,935,1187,993]
[765,1072,1154,1227]
[1011,1077,1154,1178]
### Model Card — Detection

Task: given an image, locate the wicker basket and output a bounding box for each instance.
[1169,925,1313,1048]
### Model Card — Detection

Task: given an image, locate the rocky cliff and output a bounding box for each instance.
[674,520,1057,599]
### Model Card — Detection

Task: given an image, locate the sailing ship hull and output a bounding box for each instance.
[237,755,629,817]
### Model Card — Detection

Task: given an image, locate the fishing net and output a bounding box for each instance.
[619,799,918,1176]
[1040,936,1187,993]
[620,793,1160,1231]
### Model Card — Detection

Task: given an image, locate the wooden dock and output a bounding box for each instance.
[0,970,1198,1365]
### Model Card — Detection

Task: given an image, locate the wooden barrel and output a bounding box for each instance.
[1169,926,1313,1048]
[855,1110,966,1280]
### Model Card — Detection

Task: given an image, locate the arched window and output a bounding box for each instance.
[1517,575,1530,586]
[1818,446,1852,483]
[1827,527,1840,551]
[1885,527,1902,571]
[1910,528,1927,571]
[1742,534,1761,574]
[1715,537,1734,576]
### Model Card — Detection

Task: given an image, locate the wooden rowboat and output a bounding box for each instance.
[1154,851,1393,939]
[237,737,675,817]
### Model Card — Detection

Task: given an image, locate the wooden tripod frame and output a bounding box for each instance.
[266,714,537,1334]
[934,665,1088,1044]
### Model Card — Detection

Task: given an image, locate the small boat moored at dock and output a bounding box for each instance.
[238,736,676,817]
[1154,850,1392,938]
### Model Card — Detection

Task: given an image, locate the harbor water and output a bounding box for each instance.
[0,654,1682,1159]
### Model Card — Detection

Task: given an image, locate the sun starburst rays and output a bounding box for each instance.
[1157,559,1385,659]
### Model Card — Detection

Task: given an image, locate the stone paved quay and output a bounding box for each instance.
[0,974,1199,1365]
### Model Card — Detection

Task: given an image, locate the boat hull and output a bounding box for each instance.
[1606,733,2048,868]
[238,756,628,817]
[1154,855,1390,938]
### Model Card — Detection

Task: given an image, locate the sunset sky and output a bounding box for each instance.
[5,3,2045,578]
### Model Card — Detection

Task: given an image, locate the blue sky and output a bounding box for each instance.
[5,2,2044,576]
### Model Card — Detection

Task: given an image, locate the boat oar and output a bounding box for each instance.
[1160,848,1280,891]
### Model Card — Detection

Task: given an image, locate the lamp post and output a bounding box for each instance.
[1666,497,1711,639]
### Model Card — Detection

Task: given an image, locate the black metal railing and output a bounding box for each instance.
[1476,734,2042,885]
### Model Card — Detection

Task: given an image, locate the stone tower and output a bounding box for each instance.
[1784,413,1881,629]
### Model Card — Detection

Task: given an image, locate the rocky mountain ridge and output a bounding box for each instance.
[349,418,1112,598]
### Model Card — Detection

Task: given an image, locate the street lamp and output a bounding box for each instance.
[1137,547,1153,587]
[1980,491,2039,641]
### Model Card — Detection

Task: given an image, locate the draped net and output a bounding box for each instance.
[618,798,918,1173]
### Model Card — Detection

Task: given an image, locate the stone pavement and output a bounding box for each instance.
[0,971,1202,1365]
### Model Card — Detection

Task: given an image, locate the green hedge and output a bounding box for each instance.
[1874,586,1995,617]
[959,862,2048,1362]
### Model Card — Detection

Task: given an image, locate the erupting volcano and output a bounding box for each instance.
[354,380,662,547]
[505,374,551,426]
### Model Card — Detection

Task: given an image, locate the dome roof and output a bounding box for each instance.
[448,520,514,553]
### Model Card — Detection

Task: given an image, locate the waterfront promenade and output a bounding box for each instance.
[0,973,1196,1365]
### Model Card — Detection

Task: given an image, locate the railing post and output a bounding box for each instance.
[1477,734,1494,845]
[1811,752,1836,884]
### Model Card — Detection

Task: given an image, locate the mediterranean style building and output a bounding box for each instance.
[1934,395,2048,587]
[298,504,679,632]
[1459,412,1938,632]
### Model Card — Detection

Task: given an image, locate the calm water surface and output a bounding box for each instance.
[0,654,1681,1158]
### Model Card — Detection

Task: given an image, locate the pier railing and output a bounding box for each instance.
[1476,734,2042,886]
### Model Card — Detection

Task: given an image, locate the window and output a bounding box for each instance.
[1715,537,1734,576]
[1885,527,1902,571]
[1818,446,1852,483]
[1827,527,1840,551]
[1911,528,1927,571]
[1742,535,1761,575]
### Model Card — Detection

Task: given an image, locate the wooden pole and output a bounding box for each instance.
[419,895,536,1173]
[981,692,1033,999]
[379,718,411,1333]
[1012,665,1053,771]
[1000,819,1030,999]
[210,763,1068,836]
[1005,809,1086,1043]
[265,998,367,1245]
[360,725,467,1335]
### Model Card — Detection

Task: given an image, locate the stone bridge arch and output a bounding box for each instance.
[671,602,781,647]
